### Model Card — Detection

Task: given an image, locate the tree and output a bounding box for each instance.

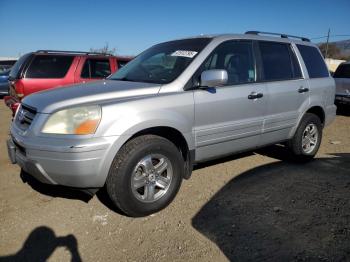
[90,43,116,55]
[318,43,340,58]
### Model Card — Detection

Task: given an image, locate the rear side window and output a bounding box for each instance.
[9,53,32,79]
[26,55,73,78]
[297,45,329,78]
[81,59,111,78]
[333,64,350,78]
[258,41,302,81]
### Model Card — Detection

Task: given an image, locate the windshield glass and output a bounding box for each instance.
[334,63,350,78]
[109,38,211,84]
[9,53,32,79]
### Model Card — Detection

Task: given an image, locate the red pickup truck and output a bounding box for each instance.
[5,50,132,114]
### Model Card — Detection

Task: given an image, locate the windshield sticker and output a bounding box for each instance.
[171,50,198,58]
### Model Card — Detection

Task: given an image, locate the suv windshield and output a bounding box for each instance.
[334,63,350,78]
[109,38,211,84]
[9,53,32,80]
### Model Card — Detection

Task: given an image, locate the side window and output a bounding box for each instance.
[201,40,256,85]
[26,55,73,78]
[203,53,218,70]
[258,41,301,81]
[117,60,128,68]
[81,59,111,78]
[290,47,302,78]
[297,45,329,78]
[333,64,350,79]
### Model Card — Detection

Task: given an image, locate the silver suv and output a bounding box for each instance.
[7,31,336,217]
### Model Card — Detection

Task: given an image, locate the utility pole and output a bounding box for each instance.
[325,28,330,58]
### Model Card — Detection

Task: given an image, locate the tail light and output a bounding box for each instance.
[9,80,24,100]
[4,96,20,116]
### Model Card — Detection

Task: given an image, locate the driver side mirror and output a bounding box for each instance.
[200,69,228,87]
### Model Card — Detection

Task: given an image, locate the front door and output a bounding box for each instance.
[193,40,267,162]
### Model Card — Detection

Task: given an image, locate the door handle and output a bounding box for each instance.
[248,92,263,100]
[298,87,309,93]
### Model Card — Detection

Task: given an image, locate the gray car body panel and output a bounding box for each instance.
[24,80,162,113]
[8,34,336,188]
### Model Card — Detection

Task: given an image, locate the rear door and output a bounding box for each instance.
[193,40,267,161]
[257,41,308,145]
[75,57,112,83]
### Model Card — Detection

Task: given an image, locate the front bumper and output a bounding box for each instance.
[335,94,350,105]
[7,134,119,188]
[7,138,55,184]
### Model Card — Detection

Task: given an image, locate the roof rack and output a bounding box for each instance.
[245,31,310,42]
[36,50,112,56]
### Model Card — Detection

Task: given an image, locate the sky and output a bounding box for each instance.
[1,0,349,57]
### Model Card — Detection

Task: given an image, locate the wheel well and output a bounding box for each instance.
[306,106,325,125]
[128,126,192,178]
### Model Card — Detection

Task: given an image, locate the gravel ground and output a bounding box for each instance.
[0,101,349,262]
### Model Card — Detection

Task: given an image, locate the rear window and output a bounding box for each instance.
[9,53,32,79]
[333,63,350,78]
[297,45,329,78]
[81,59,111,78]
[259,41,302,81]
[25,55,73,78]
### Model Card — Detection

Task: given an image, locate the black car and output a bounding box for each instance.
[0,69,10,96]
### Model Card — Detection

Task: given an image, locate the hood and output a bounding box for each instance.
[23,80,161,113]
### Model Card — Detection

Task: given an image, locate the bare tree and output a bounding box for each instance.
[319,43,340,59]
[90,43,116,55]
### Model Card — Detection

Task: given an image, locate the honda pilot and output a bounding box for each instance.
[7,32,336,217]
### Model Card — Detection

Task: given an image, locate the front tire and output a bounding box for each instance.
[106,135,184,217]
[288,113,323,161]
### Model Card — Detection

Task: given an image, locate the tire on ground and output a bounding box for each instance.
[288,113,323,161]
[106,134,184,217]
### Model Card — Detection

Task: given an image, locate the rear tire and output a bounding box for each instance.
[106,135,184,217]
[288,113,323,161]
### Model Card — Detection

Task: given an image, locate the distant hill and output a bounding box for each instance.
[318,39,350,60]
[333,39,350,56]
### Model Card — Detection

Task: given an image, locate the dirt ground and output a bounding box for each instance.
[0,100,349,262]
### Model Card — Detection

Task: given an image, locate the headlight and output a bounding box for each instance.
[42,105,101,135]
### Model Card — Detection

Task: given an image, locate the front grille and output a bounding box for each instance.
[15,104,37,130]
